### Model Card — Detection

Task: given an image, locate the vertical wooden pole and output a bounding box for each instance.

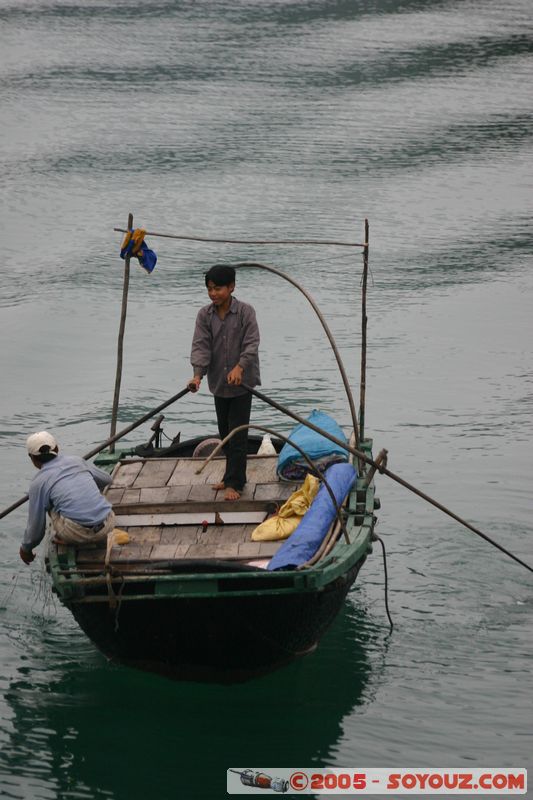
[359,218,369,445]
[109,211,133,452]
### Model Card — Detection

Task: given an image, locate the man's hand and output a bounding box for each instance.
[188,376,202,393]
[19,546,35,565]
[227,365,244,385]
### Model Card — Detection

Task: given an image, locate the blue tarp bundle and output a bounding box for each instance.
[267,462,357,571]
[276,409,349,480]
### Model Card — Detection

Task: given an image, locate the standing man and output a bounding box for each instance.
[188,264,260,501]
[20,431,116,564]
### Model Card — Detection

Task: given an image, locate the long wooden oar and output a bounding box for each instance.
[0,387,191,521]
[246,385,533,575]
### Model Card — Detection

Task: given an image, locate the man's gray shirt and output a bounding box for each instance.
[190,296,261,397]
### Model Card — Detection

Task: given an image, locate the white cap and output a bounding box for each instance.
[26,431,58,456]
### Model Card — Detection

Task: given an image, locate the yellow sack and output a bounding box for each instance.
[120,228,146,257]
[251,473,320,541]
[111,528,130,546]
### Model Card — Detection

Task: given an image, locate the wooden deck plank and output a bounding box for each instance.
[258,543,279,557]
[214,544,240,559]
[139,487,171,504]
[151,544,190,560]
[166,459,201,486]
[104,488,125,504]
[160,526,199,545]
[192,459,226,485]
[111,462,144,488]
[188,484,219,502]
[246,458,279,484]
[122,489,141,504]
[254,483,295,501]
[167,485,192,503]
[217,525,250,544]
[237,542,264,557]
[133,460,177,488]
[112,500,270,516]
[125,527,162,545]
[173,544,192,559]
[187,543,221,559]
[194,524,249,545]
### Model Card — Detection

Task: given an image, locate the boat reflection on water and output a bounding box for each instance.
[1,595,381,798]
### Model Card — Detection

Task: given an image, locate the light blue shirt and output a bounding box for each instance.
[23,454,112,551]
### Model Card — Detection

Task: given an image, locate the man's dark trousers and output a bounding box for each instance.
[214,392,252,491]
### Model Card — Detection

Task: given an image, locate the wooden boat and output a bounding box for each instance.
[46,431,378,682]
[9,217,529,681]
[45,216,378,682]
[15,217,531,681]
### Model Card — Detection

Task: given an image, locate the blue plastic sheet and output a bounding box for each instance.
[276,410,348,480]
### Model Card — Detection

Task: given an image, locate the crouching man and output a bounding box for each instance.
[20,431,116,565]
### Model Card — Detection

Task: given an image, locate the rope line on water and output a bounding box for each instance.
[373,533,394,633]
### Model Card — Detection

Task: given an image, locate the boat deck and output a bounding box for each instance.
[73,455,298,570]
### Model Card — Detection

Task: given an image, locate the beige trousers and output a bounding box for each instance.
[49,509,116,546]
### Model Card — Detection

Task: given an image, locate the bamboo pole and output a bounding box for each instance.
[109,211,133,453]
[113,227,365,248]
[359,218,369,443]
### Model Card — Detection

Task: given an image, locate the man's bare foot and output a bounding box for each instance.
[212,482,225,491]
[224,487,240,502]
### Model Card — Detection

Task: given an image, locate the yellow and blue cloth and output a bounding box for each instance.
[120,228,157,273]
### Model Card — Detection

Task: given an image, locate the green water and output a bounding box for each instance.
[1,1,532,798]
